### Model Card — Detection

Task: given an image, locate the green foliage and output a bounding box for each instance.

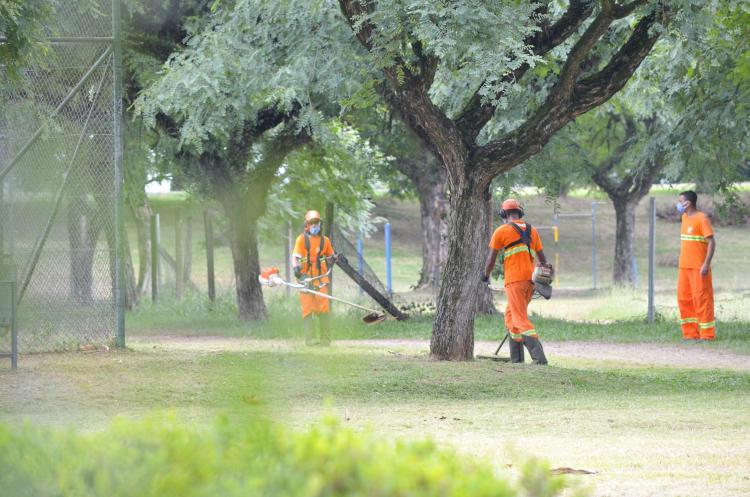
[0,416,580,497]
[660,0,750,188]
[264,122,388,238]
[501,1,750,202]
[0,0,51,77]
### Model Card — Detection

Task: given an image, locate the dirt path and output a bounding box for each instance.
[130,336,750,371]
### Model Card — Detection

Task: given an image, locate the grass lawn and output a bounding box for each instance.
[2,334,749,497]
[126,295,750,354]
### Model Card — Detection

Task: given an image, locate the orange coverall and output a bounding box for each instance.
[677,212,715,340]
[489,222,543,342]
[293,233,334,319]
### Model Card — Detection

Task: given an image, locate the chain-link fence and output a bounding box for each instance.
[0,0,123,353]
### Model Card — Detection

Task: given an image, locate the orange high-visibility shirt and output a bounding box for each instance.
[293,234,334,284]
[489,222,543,284]
[679,212,714,269]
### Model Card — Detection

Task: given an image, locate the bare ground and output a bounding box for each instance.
[129,336,750,370]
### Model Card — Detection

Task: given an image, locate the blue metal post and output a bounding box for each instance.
[357,232,364,296]
[385,223,392,295]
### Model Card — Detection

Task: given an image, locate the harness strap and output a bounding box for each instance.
[303,233,328,276]
[504,223,534,262]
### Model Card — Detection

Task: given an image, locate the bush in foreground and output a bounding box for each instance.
[0,416,585,497]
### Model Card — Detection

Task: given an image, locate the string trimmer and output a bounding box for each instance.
[259,267,387,324]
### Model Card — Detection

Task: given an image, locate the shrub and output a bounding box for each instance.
[0,416,585,497]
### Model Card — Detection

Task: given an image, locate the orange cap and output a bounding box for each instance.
[305,210,321,223]
[501,199,521,211]
[499,198,524,219]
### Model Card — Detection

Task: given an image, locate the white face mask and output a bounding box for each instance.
[309,224,321,235]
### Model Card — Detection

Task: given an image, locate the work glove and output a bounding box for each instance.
[480,274,489,283]
[293,266,304,280]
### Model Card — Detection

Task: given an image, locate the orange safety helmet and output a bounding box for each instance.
[305,210,321,224]
[499,198,524,219]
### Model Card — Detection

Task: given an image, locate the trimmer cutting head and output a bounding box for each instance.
[362,312,387,324]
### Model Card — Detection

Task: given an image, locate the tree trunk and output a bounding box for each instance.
[430,177,491,360]
[220,192,267,321]
[67,198,99,304]
[414,175,448,289]
[612,198,637,286]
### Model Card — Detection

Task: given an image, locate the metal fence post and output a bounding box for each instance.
[385,222,392,295]
[204,211,215,304]
[11,281,16,369]
[591,201,597,289]
[648,197,656,323]
[150,213,159,302]
[113,0,125,347]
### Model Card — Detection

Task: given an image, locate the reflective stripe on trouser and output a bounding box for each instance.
[504,280,536,341]
[677,267,715,340]
[300,285,330,319]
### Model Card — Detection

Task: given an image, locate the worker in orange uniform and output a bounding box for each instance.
[676,190,716,341]
[293,210,337,346]
[482,199,550,364]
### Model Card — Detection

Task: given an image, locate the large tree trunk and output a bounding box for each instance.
[430,177,492,360]
[612,198,637,286]
[220,192,267,321]
[414,174,448,289]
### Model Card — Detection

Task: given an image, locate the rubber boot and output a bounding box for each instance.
[522,336,548,365]
[303,315,316,346]
[509,339,525,363]
[318,313,331,346]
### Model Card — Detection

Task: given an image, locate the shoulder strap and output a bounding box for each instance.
[304,234,327,274]
[505,223,532,249]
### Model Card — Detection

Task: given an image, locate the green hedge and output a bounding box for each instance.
[0,417,585,497]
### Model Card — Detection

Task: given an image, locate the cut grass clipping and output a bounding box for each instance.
[0,416,587,497]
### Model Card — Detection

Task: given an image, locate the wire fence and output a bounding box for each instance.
[0,0,123,353]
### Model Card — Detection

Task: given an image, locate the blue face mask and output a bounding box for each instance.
[676,202,686,214]
[309,225,321,235]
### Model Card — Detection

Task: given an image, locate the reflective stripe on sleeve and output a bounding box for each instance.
[680,235,707,243]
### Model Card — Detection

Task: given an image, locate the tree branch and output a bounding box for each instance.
[339,0,467,186]
[571,7,669,118]
[471,5,668,179]
[591,113,639,196]
[547,4,615,106]
[614,0,649,19]
[455,0,595,141]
